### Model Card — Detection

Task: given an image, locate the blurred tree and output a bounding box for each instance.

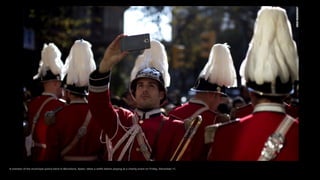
[172,44,185,69]
[22,6,129,97]
[199,31,216,59]
[23,7,99,58]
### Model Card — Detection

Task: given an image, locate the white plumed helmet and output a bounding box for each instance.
[239,6,299,96]
[191,43,237,96]
[130,39,170,104]
[33,43,64,82]
[62,39,96,96]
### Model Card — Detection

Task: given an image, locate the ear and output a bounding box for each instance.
[159,91,165,101]
[54,80,62,86]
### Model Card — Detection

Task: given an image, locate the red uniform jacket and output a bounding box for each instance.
[168,99,219,161]
[233,103,253,119]
[27,93,66,161]
[207,103,299,161]
[46,101,104,161]
[88,71,189,161]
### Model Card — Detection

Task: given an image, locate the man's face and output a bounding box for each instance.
[134,78,164,109]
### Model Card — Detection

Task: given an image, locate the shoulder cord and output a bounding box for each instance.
[99,112,120,161]
[111,114,143,161]
[101,111,164,161]
[117,123,140,161]
[25,97,55,157]
[114,113,163,161]
[258,115,295,161]
[118,113,155,161]
[60,110,92,157]
[30,97,56,136]
[99,109,132,160]
[102,113,142,161]
[110,111,132,140]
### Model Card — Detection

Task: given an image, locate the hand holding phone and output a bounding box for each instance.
[120,33,151,52]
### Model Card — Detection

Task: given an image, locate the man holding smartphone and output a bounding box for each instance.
[88,34,190,161]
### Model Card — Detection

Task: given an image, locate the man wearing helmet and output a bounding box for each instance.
[205,6,299,161]
[168,43,238,161]
[130,67,166,111]
[45,39,104,161]
[25,43,66,161]
[88,34,190,161]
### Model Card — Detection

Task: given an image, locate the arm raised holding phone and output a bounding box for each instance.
[99,34,129,73]
[99,33,151,74]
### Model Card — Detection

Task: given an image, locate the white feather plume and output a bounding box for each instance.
[130,53,147,82]
[63,39,96,87]
[33,43,63,80]
[199,43,237,87]
[130,40,170,87]
[240,6,299,85]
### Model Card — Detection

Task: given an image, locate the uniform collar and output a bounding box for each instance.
[135,108,163,120]
[189,98,209,108]
[70,98,88,104]
[253,103,286,114]
[42,92,58,99]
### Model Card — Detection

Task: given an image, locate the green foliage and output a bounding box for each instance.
[25,7,98,50]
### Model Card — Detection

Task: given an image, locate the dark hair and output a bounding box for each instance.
[217,103,231,114]
[232,96,246,107]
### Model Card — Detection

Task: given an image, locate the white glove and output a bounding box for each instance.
[25,134,33,157]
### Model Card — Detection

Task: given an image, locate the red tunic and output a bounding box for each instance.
[27,94,66,161]
[168,99,219,160]
[46,101,104,161]
[207,103,299,161]
[88,89,189,161]
[233,103,253,119]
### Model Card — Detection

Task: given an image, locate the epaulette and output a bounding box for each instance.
[44,106,64,125]
[204,119,240,144]
[58,98,67,103]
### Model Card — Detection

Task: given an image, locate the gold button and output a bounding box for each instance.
[136,147,140,151]
[139,120,144,124]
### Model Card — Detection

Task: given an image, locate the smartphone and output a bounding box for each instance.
[120,33,151,52]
